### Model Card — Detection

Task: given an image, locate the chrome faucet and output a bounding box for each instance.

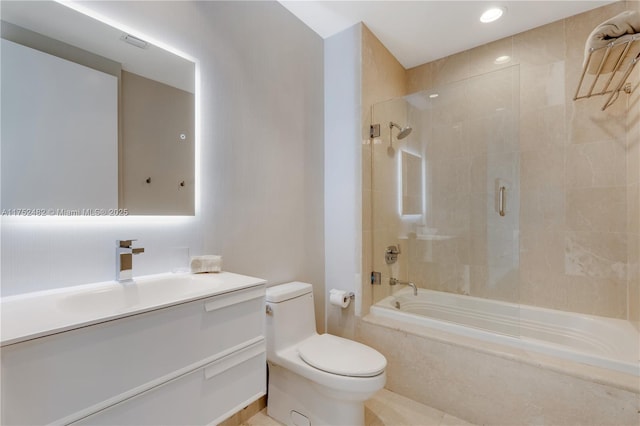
[116,240,145,282]
[389,277,418,296]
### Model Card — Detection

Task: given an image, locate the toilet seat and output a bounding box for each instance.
[297,334,386,378]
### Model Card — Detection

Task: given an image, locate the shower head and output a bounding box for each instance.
[389,121,412,140]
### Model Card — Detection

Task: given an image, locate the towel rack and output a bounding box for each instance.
[573,35,639,111]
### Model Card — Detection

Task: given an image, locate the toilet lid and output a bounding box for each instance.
[297,334,386,378]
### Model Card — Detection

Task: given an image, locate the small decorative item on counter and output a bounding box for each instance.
[190,255,222,273]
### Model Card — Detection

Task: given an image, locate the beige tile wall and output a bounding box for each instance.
[406,66,521,304]
[361,23,407,316]
[629,1,640,324]
[364,1,639,320]
[369,97,418,307]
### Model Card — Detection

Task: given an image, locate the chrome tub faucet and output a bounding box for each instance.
[389,277,418,296]
[116,239,145,282]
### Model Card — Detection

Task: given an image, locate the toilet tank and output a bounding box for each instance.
[265,282,317,356]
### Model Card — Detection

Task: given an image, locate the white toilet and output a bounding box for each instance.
[265,282,386,426]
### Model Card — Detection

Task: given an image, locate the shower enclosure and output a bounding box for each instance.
[368,65,521,335]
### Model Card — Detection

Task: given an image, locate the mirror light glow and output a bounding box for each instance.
[397,150,423,220]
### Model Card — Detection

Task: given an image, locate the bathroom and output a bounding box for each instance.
[1,0,638,425]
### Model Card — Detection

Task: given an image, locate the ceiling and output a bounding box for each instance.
[1,0,195,92]
[279,0,616,68]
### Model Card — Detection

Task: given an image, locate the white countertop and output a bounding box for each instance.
[1,272,266,346]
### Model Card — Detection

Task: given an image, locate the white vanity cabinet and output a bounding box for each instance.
[1,278,266,425]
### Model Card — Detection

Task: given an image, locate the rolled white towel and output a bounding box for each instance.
[584,10,640,74]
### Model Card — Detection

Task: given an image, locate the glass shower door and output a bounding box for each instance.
[369,65,521,336]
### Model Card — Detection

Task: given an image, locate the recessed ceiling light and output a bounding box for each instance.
[480,7,506,23]
[494,55,511,64]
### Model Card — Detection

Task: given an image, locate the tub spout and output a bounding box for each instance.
[389,277,417,296]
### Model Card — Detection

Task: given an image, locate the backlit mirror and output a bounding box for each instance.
[401,151,422,215]
[1,0,195,216]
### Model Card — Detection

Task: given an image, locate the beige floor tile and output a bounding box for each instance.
[367,388,446,425]
[440,413,475,426]
[242,409,283,426]
[244,388,476,426]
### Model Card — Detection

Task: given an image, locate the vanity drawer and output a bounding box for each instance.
[1,285,265,425]
[73,341,266,426]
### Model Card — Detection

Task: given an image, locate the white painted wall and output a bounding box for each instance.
[1,0,325,329]
[324,24,362,329]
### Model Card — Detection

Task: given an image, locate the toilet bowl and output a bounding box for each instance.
[265,282,386,426]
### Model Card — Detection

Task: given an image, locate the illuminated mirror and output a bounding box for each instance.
[1,0,195,216]
[401,151,422,215]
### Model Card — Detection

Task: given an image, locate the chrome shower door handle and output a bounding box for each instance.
[499,186,506,217]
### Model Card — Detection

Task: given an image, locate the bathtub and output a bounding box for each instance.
[370,288,639,376]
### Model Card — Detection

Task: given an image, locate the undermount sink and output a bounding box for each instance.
[56,274,224,315]
[57,286,142,315]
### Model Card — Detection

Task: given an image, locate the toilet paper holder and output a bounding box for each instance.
[329,289,355,308]
[332,290,355,300]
